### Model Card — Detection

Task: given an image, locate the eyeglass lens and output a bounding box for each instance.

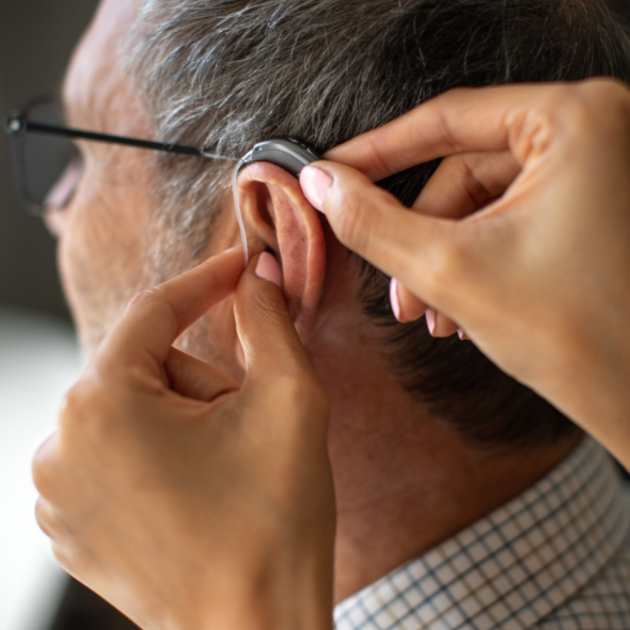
[22,103,83,212]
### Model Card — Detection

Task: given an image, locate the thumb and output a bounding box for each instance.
[234,252,317,381]
[299,162,456,295]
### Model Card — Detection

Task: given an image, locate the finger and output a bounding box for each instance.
[412,151,520,218]
[35,496,69,541]
[392,286,459,337]
[301,162,456,296]
[98,248,246,375]
[458,329,472,341]
[433,314,460,338]
[325,82,568,180]
[165,347,239,402]
[391,277,460,339]
[425,308,460,338]
[234,253,316,380]
[32,433,59,499]
[390,278,427,323]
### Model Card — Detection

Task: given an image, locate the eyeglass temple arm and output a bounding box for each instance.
[4,116,227,160]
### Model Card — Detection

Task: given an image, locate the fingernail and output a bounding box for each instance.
[458,328,470,341]
[390,278,403,322]
[300,166,333,213]
[426,308,437,336]
[255,252,284,289]
[223,245,243,253]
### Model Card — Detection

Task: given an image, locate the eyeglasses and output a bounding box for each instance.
[4,95,227,216]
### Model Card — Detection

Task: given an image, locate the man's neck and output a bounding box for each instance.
[329,422,580,603]
[311,329,580,603]
[307,241,581,604]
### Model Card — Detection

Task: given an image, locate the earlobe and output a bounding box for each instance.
[237,162,326,343]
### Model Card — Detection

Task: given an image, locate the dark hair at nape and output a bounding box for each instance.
[355,0,630,450]
[131,0,630,450]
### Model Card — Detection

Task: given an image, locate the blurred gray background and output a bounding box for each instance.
[0,0,99,318]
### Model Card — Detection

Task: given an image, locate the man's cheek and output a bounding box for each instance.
[57,220,128,353]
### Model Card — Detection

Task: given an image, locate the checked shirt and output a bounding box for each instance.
[334,437,630,630]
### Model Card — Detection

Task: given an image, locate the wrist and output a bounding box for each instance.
[172,548,335,630]
[534,330,630,470]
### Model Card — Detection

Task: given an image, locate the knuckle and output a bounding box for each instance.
[126,286,177,326]
[367,131,398,177]
[34,496,52,534]
[587,77,630,108]
[204,264,223,295]
[434,103,459,154]
[50,541,76,575]
[127,287,160,311]
[57,373,123,448]
[424,236,467,302]
[32,438,57,496]
[553,86,595,130]
[513,85,597,159]
[332,185,393,255]
[589,79,630,133]
[332,190,367,247]
[535,81,630,152]
[547,83,626,137]
[58,381,96,432]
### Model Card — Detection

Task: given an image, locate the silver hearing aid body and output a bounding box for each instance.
[233,137,322,266]
[238,137,322,177]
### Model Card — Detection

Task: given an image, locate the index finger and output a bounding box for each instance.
[325,82,563,181]
[97,248,246,374]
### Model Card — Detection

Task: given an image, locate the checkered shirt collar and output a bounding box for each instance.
[334,437,630,630]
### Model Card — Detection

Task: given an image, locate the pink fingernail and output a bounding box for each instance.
[458,328,470,341]
[426,308,437,336]
[390,278,403,322]
[223,245,243,253]
[300,166,332,213]
[255,252,283,289]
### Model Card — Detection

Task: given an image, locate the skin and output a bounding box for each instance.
[34,248,336,630]
[34,0,584,627]
[307,78,630,472]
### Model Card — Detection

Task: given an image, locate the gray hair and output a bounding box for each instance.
[126,0,630,449]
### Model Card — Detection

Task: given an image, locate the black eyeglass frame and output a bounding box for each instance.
[4,95,227,216]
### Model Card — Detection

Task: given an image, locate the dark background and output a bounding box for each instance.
[1,2,138,628]
[0,0,98,319]
[1,0,630,629]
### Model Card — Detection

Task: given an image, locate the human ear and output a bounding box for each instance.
[236,162,326,343]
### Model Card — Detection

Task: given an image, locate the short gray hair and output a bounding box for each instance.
[127,0,630,449]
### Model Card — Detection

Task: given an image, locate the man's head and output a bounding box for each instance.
[54,0,630,452]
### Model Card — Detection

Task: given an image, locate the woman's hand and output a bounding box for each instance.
[32,248,335,630]
[300,78,630,468]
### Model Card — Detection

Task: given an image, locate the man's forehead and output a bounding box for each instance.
[62,0,143,131]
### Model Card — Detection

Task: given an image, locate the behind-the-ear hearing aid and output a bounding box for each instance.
[232,137,322,266]
[239,137,322,177]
